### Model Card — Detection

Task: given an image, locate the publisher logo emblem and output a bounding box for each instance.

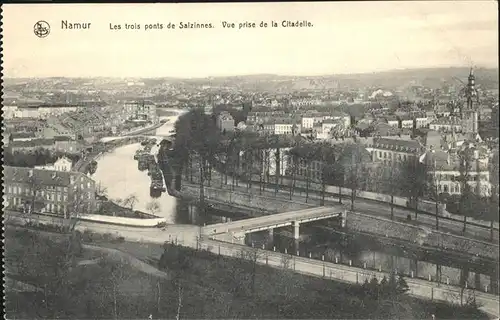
[34,21,50,38]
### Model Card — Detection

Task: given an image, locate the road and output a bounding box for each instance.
[5,211,200,247]
[6,211,499,318]
[201,238,500,318]
[186,168,499,243]
[82,244,171,279]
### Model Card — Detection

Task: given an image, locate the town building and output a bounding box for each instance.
[37,105,80,119]
[217,111,235,133]
[3,106,18,119]
[7,137,81,154]
[365,136,424,165]
[429,117,463,133]
[35,156,74,172]
[415,114,431,128]
[420,147,491,197]
[301,116,315,129]
[398,115,414,129]
[124,101,159,124]
[13,106,40,118]
[274,118,300,136]
[3,166,97,216]
[384,116,399,128]
[290,97,322,108]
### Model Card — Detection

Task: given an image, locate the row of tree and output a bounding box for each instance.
[171,109,498,236]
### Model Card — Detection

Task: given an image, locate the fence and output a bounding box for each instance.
[198,238,499,315]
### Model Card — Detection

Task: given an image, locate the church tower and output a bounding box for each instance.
[466,68,478,111]
[462,68,479,134]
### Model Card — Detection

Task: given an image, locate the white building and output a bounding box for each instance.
[2,106,18,119]
[421,149,491,197]
[274,119,300,135]
[301,116,315,129]
[14,107,40,118]
[35,156,73,172]
[385,117,399,128]
[415,115,431,128]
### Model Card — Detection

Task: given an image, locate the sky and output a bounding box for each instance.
[1,2,498,78]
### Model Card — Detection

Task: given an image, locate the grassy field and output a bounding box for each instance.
[4,226,490,319]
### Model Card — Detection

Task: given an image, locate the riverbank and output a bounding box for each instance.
[4,225,491,320]
[96,199,160,220]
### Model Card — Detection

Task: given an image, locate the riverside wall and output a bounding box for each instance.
[179,183,499,260]
[180,183,314,214]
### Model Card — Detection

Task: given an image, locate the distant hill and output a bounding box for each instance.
[327,67,499,89]
[177,67,499,90]
[4,67,498,91]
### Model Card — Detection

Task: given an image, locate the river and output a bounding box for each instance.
[93,109,184,223]
[91,109,497,294]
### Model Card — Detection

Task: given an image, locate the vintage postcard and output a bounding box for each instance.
[2,2,499,319]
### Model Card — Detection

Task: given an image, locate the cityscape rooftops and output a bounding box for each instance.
[430,117,462,125]
[372,136,422,152]
[4,166,76,187]
[10,138,55,148]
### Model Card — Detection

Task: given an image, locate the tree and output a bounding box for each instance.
[379,276,389,298]
[378,164,400,220]
[399,157,428,219]
[338,143,370,211]
[242,247,263,295]
[96,259,133,320]
[423,157,444,230]
[23,174,45,218]
[368,276,380,299]
[457,148,475,233]
[287,148,300,200]
[96,182,108,197]
[176,284,183,320]
[396,276,410,295]
[123,194,138,211]
[146,200,161,216]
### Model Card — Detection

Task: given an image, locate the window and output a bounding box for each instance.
[443,185,448,193]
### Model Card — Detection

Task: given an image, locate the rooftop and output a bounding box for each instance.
[4,166,86,187]
[372,137,422,152]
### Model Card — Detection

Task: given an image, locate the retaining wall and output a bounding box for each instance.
[347,212,499,260]
[180,183,313,213]
[214,175,499,230]
[5,210,166,228]
[81,214,167,227]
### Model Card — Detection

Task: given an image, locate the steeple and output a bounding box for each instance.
[466,67,477,111]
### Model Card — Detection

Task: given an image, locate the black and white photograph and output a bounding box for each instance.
[1,2,499,319]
